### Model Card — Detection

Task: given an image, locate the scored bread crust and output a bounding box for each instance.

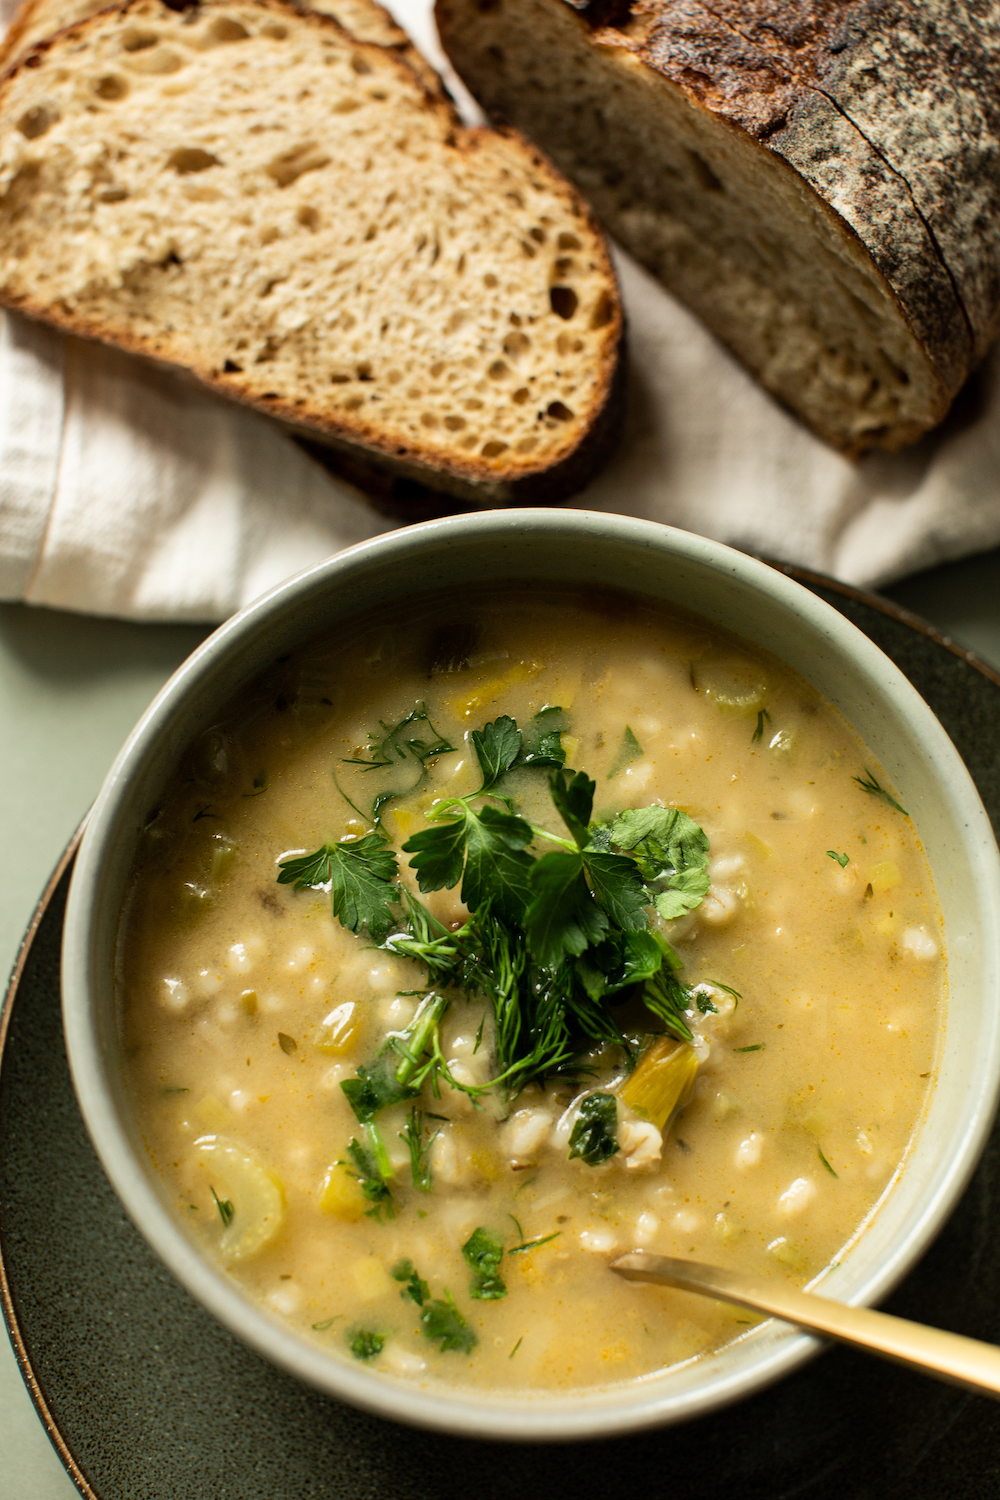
[436,0,996,454]
[0,0,624,507]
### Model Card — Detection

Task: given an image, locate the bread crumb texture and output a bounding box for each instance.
[437,0,990,454]
[0,0,622,491]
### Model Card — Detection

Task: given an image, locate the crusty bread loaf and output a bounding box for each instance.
[0,0,624,508]
[436,0,999,455]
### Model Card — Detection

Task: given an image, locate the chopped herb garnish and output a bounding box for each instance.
[607,724,643,779]
[817,1144,839,1178]
[826,850,850,868]
[243,772,268,797]
[311,1316,341,1331]
[518,705,568,768]
[751,708,771,744]
[420,1291,477,1353]
[462,1227,507,1301]
[509,1232,561,1255]
[604,804,711,921]
[210,1185,234,1228]
[277,834,399,941]
[348,1328,384,1361]
[568,1092,620,1166]
[344,1136,394,1220]
[853,769,909,817]
[509,1337,523,1358]
[277,1031,297,1054]
[162,1086,190,1094]
[735,1043,765,1053]
[400,1107,438,1192]
[391,1258,430,1306]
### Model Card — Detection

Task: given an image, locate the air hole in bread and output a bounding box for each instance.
[556,333,582,354]
[686,148,723,193]
[296,205,320,231]
[512,387,530,404]
[483,273,498,288]
[121,29,158,51]
[520,239,536,258]
[330,373,350,383]
[555,256,575,277]
[222,358,242,372]
[168,146,220,173]
[444,414,465,430]
[465,397,484,410]
[482,439,508,456]
[547,400,574,422]
[557,232,581,251]
[503,331,530,358]
[17,103,57,138]
[266,142,331,187]
[92,74,128,100]
[344,395,364,410]
[207,16,250,43]
[488,360,509,380]
[261,22,288,38]
[590,291,614,330]
[516,436,538,452]
[550,285,577,319]
[421,412,439,427]
[529,226,546,243]
[127,47,183,74]
[98,186,129,202]
[357,363,373,380]
[351,53,372,74]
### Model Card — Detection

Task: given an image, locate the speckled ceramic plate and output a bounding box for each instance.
[4,569,1000,1500]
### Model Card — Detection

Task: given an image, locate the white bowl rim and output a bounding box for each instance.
[61,509,1000,1442]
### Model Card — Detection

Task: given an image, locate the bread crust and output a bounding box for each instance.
[0,0,625,507]
[438,0,988,451]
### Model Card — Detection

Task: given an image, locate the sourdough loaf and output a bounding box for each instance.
[0,0,623,507]
[436,0,1000,454]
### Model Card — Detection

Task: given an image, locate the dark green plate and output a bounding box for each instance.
[4,569,1000,1500]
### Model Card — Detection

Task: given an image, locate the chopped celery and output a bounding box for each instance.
[619,1035,698,1130]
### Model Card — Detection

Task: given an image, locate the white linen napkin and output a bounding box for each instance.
[2,0,999,623]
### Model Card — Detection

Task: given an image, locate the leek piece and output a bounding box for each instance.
[193,1135,285,1261]
[620,1036,698,1130]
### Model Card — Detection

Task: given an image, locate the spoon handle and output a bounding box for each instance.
[612,1251,1000,1400]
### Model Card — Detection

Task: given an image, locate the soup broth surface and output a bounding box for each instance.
[120,588,942,1392]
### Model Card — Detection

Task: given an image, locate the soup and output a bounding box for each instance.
[119,588,941,1392]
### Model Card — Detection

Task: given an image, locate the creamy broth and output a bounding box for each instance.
[120,589,941,1392]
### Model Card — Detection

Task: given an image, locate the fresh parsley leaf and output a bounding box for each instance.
[583,850,650,931]
[549,768,595,848]
[462,1227,507,1301]
[471,715,522,790]
[391,1258,430,1306]
[608,805,710,920]
[525,851,608,968]
[607,725,643,779]
[341,1058,418,1123]
[568,1092,620,1166]
[403,817,468,891]
[827,850,850,867]
[344,703,453,771]
[461,804,534,920]
[277,835,399,941]
[348,1328,384,1361]
[518,706,567,768]
[576,929,662,1002]
[694,988,718,1015]
[854,769,909,817]
[420,1292,477,1353]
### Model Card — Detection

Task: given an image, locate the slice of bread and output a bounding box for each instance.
[0,0,444,92]
[437,0,995,455]
[0,0,623,507]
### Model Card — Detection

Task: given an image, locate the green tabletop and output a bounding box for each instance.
[3,548,1000,1499]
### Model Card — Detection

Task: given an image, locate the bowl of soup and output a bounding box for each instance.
[62,510,1000,1440]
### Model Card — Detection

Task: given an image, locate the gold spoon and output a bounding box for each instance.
[611,1251,1000,1399]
